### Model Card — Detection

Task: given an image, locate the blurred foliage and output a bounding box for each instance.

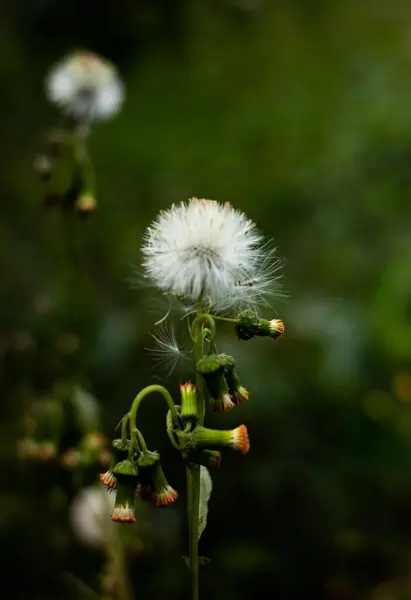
[3,1,411,599]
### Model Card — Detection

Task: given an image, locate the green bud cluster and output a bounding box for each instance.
[33,129,97,216]
[196,353,248,411]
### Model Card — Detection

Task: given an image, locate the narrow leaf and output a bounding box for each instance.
[198,466,212,541]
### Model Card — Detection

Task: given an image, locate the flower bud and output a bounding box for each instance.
[196,354,234,412]
[268,319,285,339]
[184,449,222,468]
[137,453,178,507]
[111,459,139,523]
[235,310,284,341]
[100,438,130,490]
[190,425,250,455]
[224,365,249,405]
[76,192,97,216]
[180,381,199,423]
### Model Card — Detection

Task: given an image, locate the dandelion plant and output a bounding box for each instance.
[101,198,285,600]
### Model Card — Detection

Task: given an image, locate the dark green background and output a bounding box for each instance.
[3,1,411,599]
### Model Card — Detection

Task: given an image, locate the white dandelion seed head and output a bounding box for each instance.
[141,198,282,314]
[46,50,124,121]
[70,485,115,547]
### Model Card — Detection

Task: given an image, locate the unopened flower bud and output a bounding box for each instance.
[76,192,97,216]
[100,438,130,490]
[111,459,139,523]
[196,354,234,412]
[222,362,249,405]
[269,319,285,339]
[235,310,284,341]
[190,425,250,455]
[137,453,178,507]
[180,382,199,423]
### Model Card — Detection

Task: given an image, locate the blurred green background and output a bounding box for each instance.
[3,1,411,599]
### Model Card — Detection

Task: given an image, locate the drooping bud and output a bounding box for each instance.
[100,438,130,490]
[111,459,139,523]
[99,467,118,490]
[196,354,234,412]
[76,192,97,216]
[137,451,178,507]
[183,449,222,468]
[235,310,284,341]
[220,355,249,405]
[190,425,250,455]
[180,382,199,424]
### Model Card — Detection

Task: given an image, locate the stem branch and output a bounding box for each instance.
[128,385,178,452]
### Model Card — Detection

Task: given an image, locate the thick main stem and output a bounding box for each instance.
[187,304,208,600]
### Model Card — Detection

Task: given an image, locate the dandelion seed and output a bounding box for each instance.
[140,198,282,314]
[46,50,124,122]
[145,322,190,377]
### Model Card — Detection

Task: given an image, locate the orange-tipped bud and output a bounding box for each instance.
[110,459,139,523]
[231,424,250,455]
[190,424,250,455]
[196,354,235,413]
[137,455,178,508]
[111,503,136,523]
[269,319,285,339]
[100,470,117,489]
[211,393,235,412]
[180,381,199,423]
[76,193,97,215]
[235,310,285,342]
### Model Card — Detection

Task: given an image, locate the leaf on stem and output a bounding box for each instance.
[198,466,213,541]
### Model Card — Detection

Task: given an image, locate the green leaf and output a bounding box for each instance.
[198,466,212,541]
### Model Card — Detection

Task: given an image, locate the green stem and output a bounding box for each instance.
[212,315,239,324]
[73,134,95,195]
[121,414,129,442]
[128,385,178,452]
[105,526,134,600]
[187,302,207,600]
